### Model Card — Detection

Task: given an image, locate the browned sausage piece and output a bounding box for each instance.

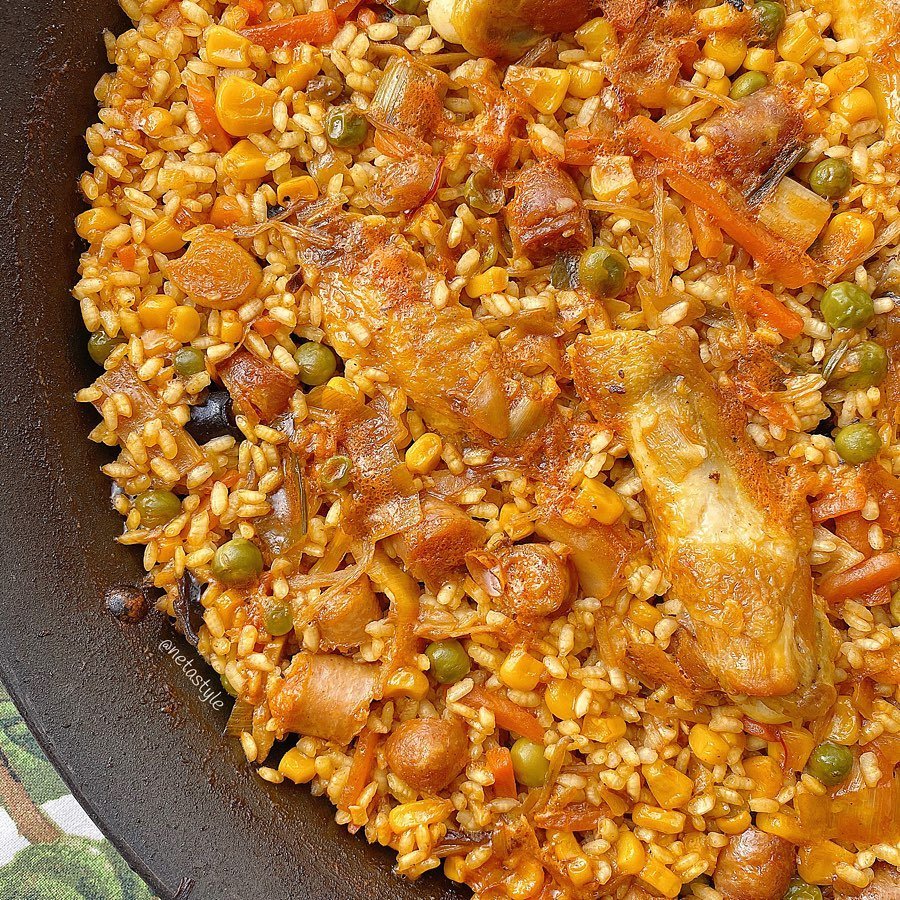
[269,653,378,745]
[316,574,382,651]
[385,717,468,793]
[713,828,794,900]
[467,542,574,622]
[834,862,900,899]
[506,161,592,265]
[395,498,484,588]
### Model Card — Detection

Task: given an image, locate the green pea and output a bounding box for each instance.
[820,281,874,329]
[830,341,888,390]
[578,245,630,298]
[174,347,206,377]
[834,422,882,464]
[809,158,852,199]
[87,331,123,366]
[729,71,768,100]
[264,601,294,637]
[784,878,822,900]
[806,741,853,787]
[325,106,368,148]
[212,537,263,586]
[319,454,353,490]
[464,169,505,215]
[425,639,471,684]
[295,341,337,386]
[550,253,578,290]
[387,0,419,10]
[752,0,786,44]
[510,738,550,788]
[134,489,182,528]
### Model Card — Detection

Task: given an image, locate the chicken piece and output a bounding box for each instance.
[217,348,296,424]
[315,574,381,651]
[506,161,592,265]
[713,828,794,900]
[571,327,836,720]
[301,214,509,440]
[384,717,468,793]
[466,542,575,622]
[395,498,485,589]
[834,862,900,899]
[625,625,718,700]
[698,87,805,199]
[269,653,379,745]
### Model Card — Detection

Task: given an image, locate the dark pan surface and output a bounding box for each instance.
[0,3,463,898]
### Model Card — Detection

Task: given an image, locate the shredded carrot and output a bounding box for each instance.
[685,202,723,259]
[835,511,872,557]
[253,315,282,337]
[241,10,340,49]
[861,585,893,606]
[333,0,364,18]
[810,481,868,523]
[338,727,380,811]
[116,245,137,269]
[735,280,805,340]
[626,116,822,289]
[486,746,517,798]
[465,686,544,743]
[819,552,900,604]
[238,0,263,21]
[563,126,603,167]
[186,82,232,154]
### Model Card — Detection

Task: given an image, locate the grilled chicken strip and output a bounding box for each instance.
[571,327,835,721]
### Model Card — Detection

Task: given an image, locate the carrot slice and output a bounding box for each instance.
[241,11,340,49]
[464,686,544,743]
[338,727,380,811]
[735,280,805,340]
[485,746,517,798]
[186,82,232,154]
[685,202,723,259]
[253,315,282,337]
[626,116,822,289]
[835,511,872,557]
[819,552,900,604]
[810,482,868,523]
[238,0,263,21]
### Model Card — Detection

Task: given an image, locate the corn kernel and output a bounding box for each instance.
[205,24,252,68]
[590,155,638,201]
[276,175,319,206]
[499,501,534,540]
[383,666,430,700]
[743,754,782,799]
[223,139,269,181]
[506,859,544,899]
[628,599,662,632]
[276,47,323,90]
[798,840,857,885]
[743,47,775,73]
[616,830,646,875]
[444,856,466,883]
[503,66,570,115]
[545,679,581,720]
[567,857,592,888]
[215,76,277,137]
[138,295,177,330]
[632,803,686,834]
[210,195,245,228]
[696,2,745,29]
[145,216,186,253]
[823,58,869,97]
[702,33,747,75]
[76,207,125,243]
[405,433,443,475]
[642,760,694,809]
[825,695,861,745]
[466,267,508,298]
[389,799,451,831]
[829,86,878,123]
[566,64,604,99]
[167,305,202,342]
[278,747,316,783]
[551,830,582,861]
[639,859,681,898]
[706,75,731,95]
[816,211,875,263]
[582,715,626,743]
[575,17,617,58]
[500,648,545,692]
[326,376,360,399]
[576,477,624,525]
[756,811,806,844]
[772,60,805,83]
[120,309,141,337]
[716,808,751,835]
[776,16,821,64]
[689,723,730,767]
[220,310,243,343]
[137,106,175,139]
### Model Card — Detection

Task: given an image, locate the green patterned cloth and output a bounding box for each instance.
[0,685,154,899]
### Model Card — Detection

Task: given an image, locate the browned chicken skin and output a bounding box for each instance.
[571,327,836,721]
